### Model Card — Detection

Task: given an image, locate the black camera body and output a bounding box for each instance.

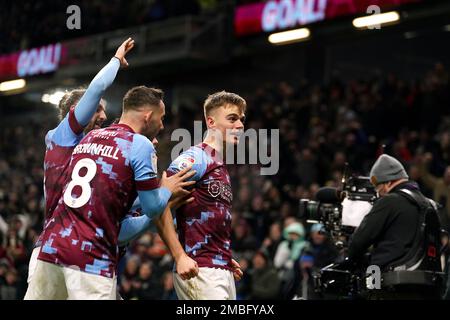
[344,175,377,202]
[298,175,376,249]
[298,175,377,299]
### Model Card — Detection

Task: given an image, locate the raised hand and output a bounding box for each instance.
[114,37,135,68]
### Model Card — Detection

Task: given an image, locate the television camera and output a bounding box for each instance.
[298,174,377,249]
[298,166,445,299]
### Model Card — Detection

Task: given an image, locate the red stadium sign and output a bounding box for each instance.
[0,43,65,81]
[234,0,420,36]
[17,43,62,77]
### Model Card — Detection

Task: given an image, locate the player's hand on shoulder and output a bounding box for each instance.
[114,37,135,68]
[160,168,196,198]
[176,254,199,280]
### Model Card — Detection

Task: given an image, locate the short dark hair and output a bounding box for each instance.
[58,89,86,120]
[203,91,246,117]
[123,86,164,112]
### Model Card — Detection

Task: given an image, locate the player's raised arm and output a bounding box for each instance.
[73,37,134,127]
[49,38,135,147]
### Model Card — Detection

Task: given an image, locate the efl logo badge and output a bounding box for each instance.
[178,156,195,170]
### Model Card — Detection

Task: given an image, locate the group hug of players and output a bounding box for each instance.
[24,38,245,300]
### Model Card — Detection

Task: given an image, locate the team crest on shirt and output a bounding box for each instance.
[178,156,195,170]
[208,180,221,198]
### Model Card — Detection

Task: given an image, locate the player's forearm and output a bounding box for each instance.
[74,57,120,126]
[154,206,186,262]
[138,188,172,218]
[118,214,152,246]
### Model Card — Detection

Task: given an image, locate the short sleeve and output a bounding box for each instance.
[130,134,159,191]
[167,146,209,181]
[46,108,84,148]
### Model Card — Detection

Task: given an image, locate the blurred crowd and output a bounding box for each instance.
[0,0,225,54]
[0,122,46,299]
[0,63,449,299]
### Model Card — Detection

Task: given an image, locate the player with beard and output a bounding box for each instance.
[25,86,198,299]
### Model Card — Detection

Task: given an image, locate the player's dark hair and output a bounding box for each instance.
[58,89,86,120]
[203,91,246,117]
[123,86,164,112]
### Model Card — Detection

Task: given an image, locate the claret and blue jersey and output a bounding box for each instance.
[167,143,233,271]
[36,56,167,279]
[38,57,121,247]
[38,124,160,278]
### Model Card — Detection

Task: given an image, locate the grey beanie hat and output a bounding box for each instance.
[369,154,409,185]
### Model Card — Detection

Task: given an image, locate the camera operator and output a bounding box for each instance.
[347,154,442,299]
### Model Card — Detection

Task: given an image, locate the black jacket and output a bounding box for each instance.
[249,266,281,300]
[348,181,422,269]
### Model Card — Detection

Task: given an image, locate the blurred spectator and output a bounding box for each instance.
[274,222,307,271]
[3,227,27,268]
[161,271,177,300]
[442,232,450,300]
[292,254,318,300]
[408,163,433,198]
[260,222,282,261]
[274,222,307,297]
[0,268,18,300]
[295,148,318,187]
[231,218,259,258]
[134,261,162,300]
[419,152,450,228]
[146,233,170,264]
[248,250,281,300]
[119,255,140,299]
[287,224,339,299]
[304,224,339,268]
[246,194,272,242]
[235,257,251,300]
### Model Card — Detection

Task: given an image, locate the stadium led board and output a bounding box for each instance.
[234,0,421,36]
[0,43,65,81]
